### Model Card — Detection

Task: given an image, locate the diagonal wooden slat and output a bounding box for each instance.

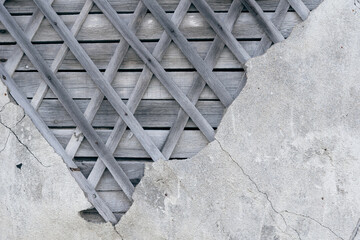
[140,0,234,107]
[161,0,244,160]
[241,0,284,43]
[3,0,54,76]
[87,0,192,188]
[0,3,136,200]
[33,0,166,164]
[287,0,310,21]
[92,0,216,141]
[0,64,118,224]
[31,0,93,110]
[234,0,291,97]
[189,0,251,65]
[64,1,148,161]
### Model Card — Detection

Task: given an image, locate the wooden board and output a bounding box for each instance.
[38,99,224,128]
[53,129,208,159]
[0,12,302,42]
[3,0,322,14]
[1,42,257,70]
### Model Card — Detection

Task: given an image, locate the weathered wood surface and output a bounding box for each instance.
[38,99,224,128]
[0,12,302,42]
[287,0,310,20]
[162,0,244,159]
[3,0,322,13]
[240,0,284,43]
[0,2,136,200]
[93,0,215,142]
[142,0,235,106]
[0,63,118,224]
[53,129,208,159]
[31,0,93,110]
[86,0,193,187]
[1,42,258,70]
[13,71,244,99]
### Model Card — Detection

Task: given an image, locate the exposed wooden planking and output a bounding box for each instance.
[33,0,167,165]
[38,99,224,128]
[87,0,192,188]
[1,41,259,71]
[53,129,208,159]
[96,169,143,191]
[287,0,310,21]
[13,71,244,100]
[0,65,118,224]
[0,3,136,200]
[31,0,93,110]
[190,0,250,64]
[0,13,302,42]
[77,161,145,181]
[142,0,234,106]
[240,0,284,43]
[4,0,322,13]
[64,1,148,183]
[162,0,244,159]
[93,0,215,142]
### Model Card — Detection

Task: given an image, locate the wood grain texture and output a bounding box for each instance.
[87,0,192,187]
[0,2,136,200]
[53,129,208,159]
[240,0,284,43]
[13,71,244,99]
[0,12,302,42]
[93,0,215,141]
[3,0,322,13]
[1,41,260,71]
[38,99,224,128]
[31,0,93,110]
[142,0,234,106]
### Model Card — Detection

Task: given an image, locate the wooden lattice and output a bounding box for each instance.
[0,0,320,223]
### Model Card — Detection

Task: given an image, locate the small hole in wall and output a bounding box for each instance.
[16,163,23,169]
[80,208,123,223]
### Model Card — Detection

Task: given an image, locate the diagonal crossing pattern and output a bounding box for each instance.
[0,0,315,223]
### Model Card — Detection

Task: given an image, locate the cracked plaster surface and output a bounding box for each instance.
[1,0,360,239]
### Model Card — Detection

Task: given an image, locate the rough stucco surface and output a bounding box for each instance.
[1,0,360,239]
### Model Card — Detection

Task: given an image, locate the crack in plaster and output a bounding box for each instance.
[0,117,51,168]
[215,139,344,240]
[349,218,360,240]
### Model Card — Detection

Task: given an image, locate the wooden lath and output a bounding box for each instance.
[0,0,315,223]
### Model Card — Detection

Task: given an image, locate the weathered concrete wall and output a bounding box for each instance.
[1,0,360,239]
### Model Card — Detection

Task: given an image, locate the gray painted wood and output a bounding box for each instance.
[92,0,215,141]
[53,129,207,159]
[234,0,290,97]
[2,41,261,71]
[190,0,251,64]
[241,0,284,43]
[38,99,224,128]
[141,0,234,107]
[87,0,192,187]
[0,64,118,224]
[0,3,136,200]
[64,1,148,165]
[287,0,310,21]
[0,12,303,43]
[14,71,245,99]
[33,0,166,165]
[161,0,244,159]
[31,0,93,110]
[3,0,322,13]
